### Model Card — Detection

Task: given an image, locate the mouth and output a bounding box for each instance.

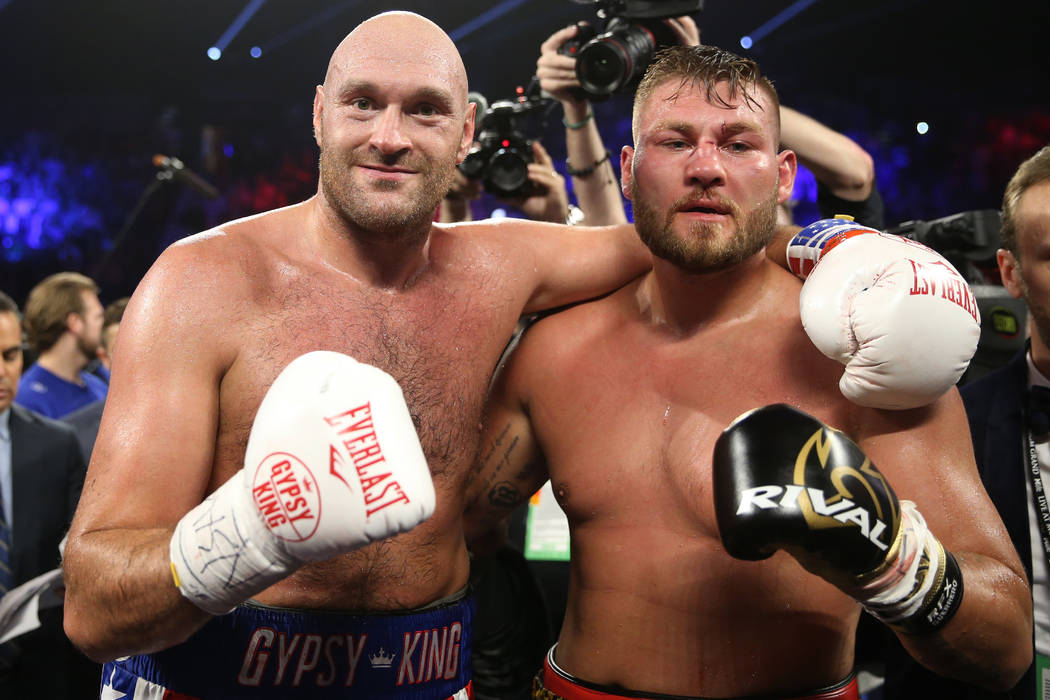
[359,163,416,177]
[677,199,731,216]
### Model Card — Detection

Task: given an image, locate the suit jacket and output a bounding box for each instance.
[61,398,105,465]
[880,350,1035,699]
[3,404,98,698]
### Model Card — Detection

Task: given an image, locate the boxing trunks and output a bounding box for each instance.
[100,591,474,699]
[532,645,859,700]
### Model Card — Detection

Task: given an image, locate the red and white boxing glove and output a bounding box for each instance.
[787,218,980,410]
[170,351,435,615]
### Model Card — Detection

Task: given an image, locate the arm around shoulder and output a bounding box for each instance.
[516,221,649,314]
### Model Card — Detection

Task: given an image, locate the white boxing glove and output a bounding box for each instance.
[787,217,980,410]
[170,351,435,615]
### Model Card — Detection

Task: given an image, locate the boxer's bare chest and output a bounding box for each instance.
[541,312,846,536]
[213,262,521,489]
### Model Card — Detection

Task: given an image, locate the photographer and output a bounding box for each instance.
[439,140,571,224]
[538,13,884,231]
[536,16,700,226]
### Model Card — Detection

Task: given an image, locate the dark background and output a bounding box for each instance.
[1,0,1048,303]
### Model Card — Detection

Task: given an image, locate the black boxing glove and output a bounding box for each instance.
[712,404,963,635]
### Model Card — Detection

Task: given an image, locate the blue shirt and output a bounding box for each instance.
[16,363,108,419]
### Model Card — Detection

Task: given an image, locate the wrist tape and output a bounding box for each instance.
[856,501,964,634]
[169,471,296,616]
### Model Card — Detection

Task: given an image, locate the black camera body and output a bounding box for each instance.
[562,0,704,99]
[458,99,536,200]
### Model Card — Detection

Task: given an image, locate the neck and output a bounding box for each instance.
[309,196,433,290]
[37,338,88,383]
[636,252,774,334]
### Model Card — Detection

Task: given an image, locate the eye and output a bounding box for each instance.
[416,103,438,117]
[351,97,373,111]
[726,141,752,153]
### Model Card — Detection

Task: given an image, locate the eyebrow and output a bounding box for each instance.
[720,120,764,138]
[337,80,455,112]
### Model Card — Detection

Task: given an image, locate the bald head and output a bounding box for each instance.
[324,12,468,110]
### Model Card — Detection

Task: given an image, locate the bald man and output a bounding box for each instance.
[61,12,652,699]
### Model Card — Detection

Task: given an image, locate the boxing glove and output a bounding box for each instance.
[786,218,980,410]
[712,404,963,634]
[170,351,436,615]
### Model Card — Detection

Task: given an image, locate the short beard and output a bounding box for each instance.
[633,186,780,273]
[319,146,457,241]
[76,332,98,365]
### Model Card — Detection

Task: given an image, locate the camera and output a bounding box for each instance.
[889,209,1002,263]
[560,0,704,99]
[458,91,551,199]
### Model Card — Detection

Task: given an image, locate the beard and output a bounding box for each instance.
[319,143,458,241]
[76,331,99,363]
[632,185,780,274]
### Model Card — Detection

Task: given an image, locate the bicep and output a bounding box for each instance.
[520,222,649,314]
[72,256,231,536]
[856,391,1025,576]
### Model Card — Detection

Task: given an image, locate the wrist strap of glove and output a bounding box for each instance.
[170,471,296,615]
[786,216,879,279]
[855,501,964,634]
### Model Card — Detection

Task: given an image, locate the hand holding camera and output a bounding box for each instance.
[553,0,704,99]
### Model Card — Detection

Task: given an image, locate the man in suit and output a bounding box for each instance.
[0,289,96,698]
[881,146,1049,699]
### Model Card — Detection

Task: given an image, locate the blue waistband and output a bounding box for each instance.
[103,594,475,699]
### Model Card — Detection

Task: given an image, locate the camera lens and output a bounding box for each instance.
[485,148,530,198]
[458,147,487,179]
[576,21,657,96]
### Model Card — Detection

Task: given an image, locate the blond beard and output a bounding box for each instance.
[633,185,780,273]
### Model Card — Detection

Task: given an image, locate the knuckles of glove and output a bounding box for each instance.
[800,235,981,410]
[712,404,902,582]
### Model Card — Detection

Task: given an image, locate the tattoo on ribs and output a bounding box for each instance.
[488,481,523,508]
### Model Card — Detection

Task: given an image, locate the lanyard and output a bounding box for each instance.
[1024,428,1050,567]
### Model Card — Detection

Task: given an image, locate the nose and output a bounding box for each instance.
[685,143,726,189]
[369,107,411,158]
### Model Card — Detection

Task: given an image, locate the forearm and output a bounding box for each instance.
[779,106,874,199]
[895,552,1032,691]
[63,527,210,662]
[563,100,626,226]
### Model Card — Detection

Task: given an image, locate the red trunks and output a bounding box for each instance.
[532,645,859,700]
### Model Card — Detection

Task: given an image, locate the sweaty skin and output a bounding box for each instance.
[466,75,1031,696]
[62,12,650,662]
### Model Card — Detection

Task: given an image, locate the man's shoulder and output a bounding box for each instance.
[143,210,297,308]
[960,352,1025,404]
[79,371,108,397]
[63,398,104,428]
[11,403,78,440]
[517,284,633,359]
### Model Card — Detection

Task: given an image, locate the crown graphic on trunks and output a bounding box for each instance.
[369,647,396,669]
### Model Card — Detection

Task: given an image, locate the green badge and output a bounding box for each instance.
[524,482,570,561]
[1037,652,1050,700]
